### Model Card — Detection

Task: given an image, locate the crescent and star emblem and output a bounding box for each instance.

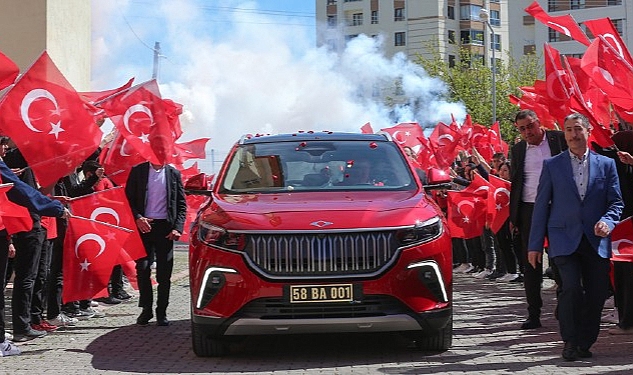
[547,21,571,38]
[74,233,106,271]
[20,88,65,139]
[123,104,153,143]
[456,201,475,223]
[612,239,633,255]
[90,207,121,226]
[494,188,511,211]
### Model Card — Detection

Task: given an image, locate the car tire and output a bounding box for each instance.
[191,321,228,357]
[413,315,453,352]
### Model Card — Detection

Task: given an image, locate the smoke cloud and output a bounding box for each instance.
[92,0,465,173]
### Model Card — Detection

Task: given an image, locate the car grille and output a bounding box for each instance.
[244,231,399,277]
[235,296,410,319]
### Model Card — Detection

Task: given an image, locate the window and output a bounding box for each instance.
[448,55,456,68]
[395,8,404,21]
[448,30,456,44]
[613,19,624,35]
[460,4,483,21]
[548,28,559,42]
[490,10,500,26]
[460,29,484,45]
[327,15,337,27]
[608,0,622,5]
[548,0,558,12]
[351,12,363,26]
[327,0,337,4]
[395,32,406,46]
[448,6,455,20]
[571,0,585,9]
[344,0,361,2]
[491,33,501,51]
[371,10,378,24]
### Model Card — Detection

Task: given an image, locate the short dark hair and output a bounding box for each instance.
[81,160,101,174]
[515,109,538,123]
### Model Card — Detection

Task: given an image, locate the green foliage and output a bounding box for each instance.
[414,42,541,146]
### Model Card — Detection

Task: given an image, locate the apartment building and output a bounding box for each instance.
[0,0,91,91]
[316,0,510,69]
[510,0,633,62]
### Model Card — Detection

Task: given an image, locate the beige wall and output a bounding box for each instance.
[0,0,91,90]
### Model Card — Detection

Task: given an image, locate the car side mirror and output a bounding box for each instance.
[185,173,213,196]
[424,168,453,191]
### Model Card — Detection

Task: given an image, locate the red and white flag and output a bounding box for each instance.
[524,1,590,46]
[380,122,425,151]
[446,189,487,239]
[0,182,32,234]
[487,174,511,234]
[0,50,19,91]
[172,138,209,166]
[0,51,103,187]
[612,217,633,262]
[98,130,146,186]
[62,216,132,303]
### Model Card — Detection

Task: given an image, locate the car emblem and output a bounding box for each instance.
[310,220,333,228]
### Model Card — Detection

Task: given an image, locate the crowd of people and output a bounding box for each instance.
[426,109,632,362]
[0,128,187,357]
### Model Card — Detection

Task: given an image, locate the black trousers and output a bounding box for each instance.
[31,236,52,325]
[46,224,66,320]
[613,261,633,329]
[0,233,9,338]
[136,220,174,317]
[553,236,610,349]
[518,202,543,319]
[12,226,46,334]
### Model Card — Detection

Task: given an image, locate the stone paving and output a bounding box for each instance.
[2,249,633,374]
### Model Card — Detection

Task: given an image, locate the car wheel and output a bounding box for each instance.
[413,315,453,351]
[191,321,228,357]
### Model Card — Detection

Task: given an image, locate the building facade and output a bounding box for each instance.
[316,0,510,69]
[0,0,91,91]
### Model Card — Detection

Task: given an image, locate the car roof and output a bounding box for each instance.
[239,131,392,145]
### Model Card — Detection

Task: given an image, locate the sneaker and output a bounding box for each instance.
[31,321,58,332]
[80,307,105,319]
[473,269,493,279]
[455,263,474,274]
[4,332,13,341]
[90,300,99,307]
[112,290,132,300]
[498,273,519,282]
[12,327,47,342]
[48,313,78,327]
[94,296,122,305]
[68,309,94,320]
[602,308,619,324]
[0,340,21,356]
[485,270,505,280]
[510,274,524,283]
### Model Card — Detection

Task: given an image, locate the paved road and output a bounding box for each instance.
[3,250,633,374]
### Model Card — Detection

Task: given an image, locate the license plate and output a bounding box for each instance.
[289,284,355,303]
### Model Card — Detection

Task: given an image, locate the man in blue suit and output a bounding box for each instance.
[528,113,623,361]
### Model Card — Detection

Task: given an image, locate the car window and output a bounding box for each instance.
[220,140,415,193]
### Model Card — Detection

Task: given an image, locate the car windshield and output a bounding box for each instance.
[219,139,416,193]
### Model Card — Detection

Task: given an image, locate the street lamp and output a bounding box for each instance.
[479,8,496,125]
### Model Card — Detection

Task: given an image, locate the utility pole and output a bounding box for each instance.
[152,41,161,80]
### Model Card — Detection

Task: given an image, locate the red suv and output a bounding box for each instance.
[188,131,452,356]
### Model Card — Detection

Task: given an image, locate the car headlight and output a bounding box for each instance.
[197,220,246,251]
[395,216,442,247]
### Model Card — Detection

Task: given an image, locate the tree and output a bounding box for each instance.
[415,42,541,144]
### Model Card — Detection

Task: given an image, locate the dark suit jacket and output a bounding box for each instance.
[509,130,567,227]
[125,162,187,233]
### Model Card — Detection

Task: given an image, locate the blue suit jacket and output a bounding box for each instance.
[528,150,623,259]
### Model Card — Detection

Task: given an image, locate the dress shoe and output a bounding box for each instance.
[520,318,542,330]
[156,316,170,326]
[577,347,592,358]
[562,342,577,361]
[136,309,153,326]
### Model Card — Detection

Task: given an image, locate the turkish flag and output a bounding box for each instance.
[172,138,209,166]
[62,216,132,303]
[611,217,633,262]
[429,122,460,169]
[163,98,184,141]
[68,186,145,261]
[0,51,103,187]
[415,136,439,170]
[99,130,145,186]
[98,79,175,165]
[380,123,425,151]
[0,182,32,234]
[360,122,374,134]
[584,18,633,66]
[581,35,633,110]
[524,1,590,46]
[489,121,508,155]
[514,86,559,129]
[179,161,201,183]
[488,174,511,233]
[458,114,473,151]
[0,50,19,91]
[78,77,135,104]
[181,194,207,243]
[446,189,487,239]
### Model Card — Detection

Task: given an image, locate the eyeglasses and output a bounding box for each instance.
[516,120,538,133]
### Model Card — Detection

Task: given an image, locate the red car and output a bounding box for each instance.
[188,131,453,356]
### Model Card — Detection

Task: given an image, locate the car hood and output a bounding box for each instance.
[200,191,439,231]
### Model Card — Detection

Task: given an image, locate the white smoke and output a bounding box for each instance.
[92,0,465,173]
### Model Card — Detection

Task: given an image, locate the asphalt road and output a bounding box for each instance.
[3,249,633,374]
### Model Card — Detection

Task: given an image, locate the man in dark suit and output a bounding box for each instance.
[528,113,623,361]
[509,109,567,330]
[125,161,187,326]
